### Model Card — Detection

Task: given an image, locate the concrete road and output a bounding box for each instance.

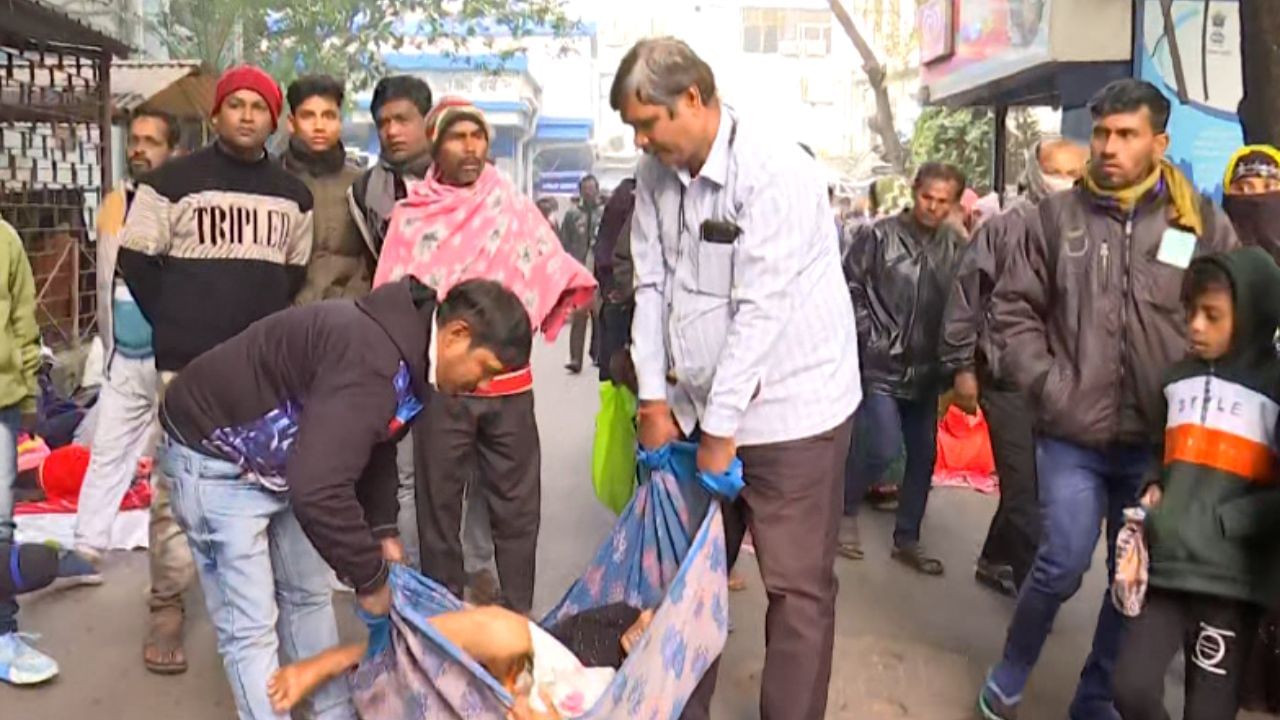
[2,338,1266,719]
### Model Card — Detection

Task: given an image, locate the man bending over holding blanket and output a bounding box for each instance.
[375,98,596,613]
[158,276,532,720]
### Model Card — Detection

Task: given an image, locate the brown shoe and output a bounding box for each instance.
[143,606,188,675]
[891,545,945,576]
[464,569,501,606]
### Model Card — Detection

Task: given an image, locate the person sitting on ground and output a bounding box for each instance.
[1113,247,1280,720]
[267,602,656,719]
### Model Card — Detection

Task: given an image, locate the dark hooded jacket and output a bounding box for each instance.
[991,183,1238,447]
[1146,247,1280,606]
[159,277,437,593]
[940,199,1037,386]
[846,211,964,399]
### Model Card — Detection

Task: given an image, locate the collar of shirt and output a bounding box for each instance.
[428,309,438,388]
[677,105,735,188]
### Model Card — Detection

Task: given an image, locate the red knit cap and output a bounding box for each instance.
[213,65,283,128]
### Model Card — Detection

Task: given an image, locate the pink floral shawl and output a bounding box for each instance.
[374,165,596,341]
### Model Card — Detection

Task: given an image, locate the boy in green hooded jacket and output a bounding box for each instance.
[1113,246,1280,719]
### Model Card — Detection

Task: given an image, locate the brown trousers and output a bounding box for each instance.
[681,416,854,720]
[413,392,541,612]
[151,371,194,612]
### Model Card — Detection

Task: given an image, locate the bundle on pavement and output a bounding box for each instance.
[14,444,152,549]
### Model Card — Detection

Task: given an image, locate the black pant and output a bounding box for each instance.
[413,392,541,612]
[977,383,1040,587]
[595,300,633,383]
[568,304,597,367]
[1114,588,1263,720]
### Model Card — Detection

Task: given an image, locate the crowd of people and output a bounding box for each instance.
[0,33,1276,720]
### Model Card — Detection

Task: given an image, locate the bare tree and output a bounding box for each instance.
[828,0,907,173]
[1239,0,1280,145]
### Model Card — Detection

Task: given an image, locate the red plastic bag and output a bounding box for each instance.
[933,405,997,492]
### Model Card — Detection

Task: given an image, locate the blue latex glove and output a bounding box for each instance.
[698,457,744,501]
[355,606,391,660]
[636,443,673,470]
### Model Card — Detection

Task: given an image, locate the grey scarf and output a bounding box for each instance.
[365,150,432,245]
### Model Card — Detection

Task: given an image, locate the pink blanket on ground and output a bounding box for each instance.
[373,165,596,340]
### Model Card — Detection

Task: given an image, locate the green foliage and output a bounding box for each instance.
[909,106,995,193]
[149,0,577,94]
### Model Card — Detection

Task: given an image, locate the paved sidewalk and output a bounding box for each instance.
[2,339,1273,718]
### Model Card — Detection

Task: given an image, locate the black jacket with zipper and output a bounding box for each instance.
[845,211,964,399]
[160,277,437,593]
[991,186,1237,447]
[940,198,1036,387]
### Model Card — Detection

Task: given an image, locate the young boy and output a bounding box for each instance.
[0,215,48,685]
[1113,246,1280,719]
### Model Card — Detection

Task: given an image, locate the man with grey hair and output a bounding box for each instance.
[939,135,1087,598]
[612,37,861,720]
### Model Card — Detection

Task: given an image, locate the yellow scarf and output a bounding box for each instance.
[1083,159,1204,236]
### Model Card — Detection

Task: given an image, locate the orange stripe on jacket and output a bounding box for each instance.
[1165,424,1277,484]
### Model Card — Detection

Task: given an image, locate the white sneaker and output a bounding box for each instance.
[0,632,59,685]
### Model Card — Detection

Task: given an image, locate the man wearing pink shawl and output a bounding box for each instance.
[374,98,596,612]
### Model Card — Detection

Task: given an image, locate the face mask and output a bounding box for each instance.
[1224,193,1280,263]
[1043,174,1076,193]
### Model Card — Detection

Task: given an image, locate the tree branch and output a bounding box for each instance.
[828,0,905,172]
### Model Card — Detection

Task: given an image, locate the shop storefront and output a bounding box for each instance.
[919,0,1245,198]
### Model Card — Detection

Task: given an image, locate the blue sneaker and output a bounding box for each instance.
[977,682,1018,720]
[50,550,103,591]
[0,632,59,685]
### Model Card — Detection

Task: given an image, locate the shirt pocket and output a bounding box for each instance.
[695,241,734,297]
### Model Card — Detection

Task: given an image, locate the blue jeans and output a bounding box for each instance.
[0,405,23,634]
[988,437,1147,719]
[162,437,355,720]
[844,391,937,548]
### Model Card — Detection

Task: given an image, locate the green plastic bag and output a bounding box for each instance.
[592,381,639,515]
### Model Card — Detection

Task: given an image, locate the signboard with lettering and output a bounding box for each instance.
[921,0,1055,100]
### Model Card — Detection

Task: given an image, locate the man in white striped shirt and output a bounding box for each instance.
[611,37,861,720]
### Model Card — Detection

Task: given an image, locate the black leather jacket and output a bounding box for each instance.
[845,212,964,399]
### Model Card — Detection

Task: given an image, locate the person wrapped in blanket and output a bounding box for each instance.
[1112,248,1280,719]
[268,602,656,719]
